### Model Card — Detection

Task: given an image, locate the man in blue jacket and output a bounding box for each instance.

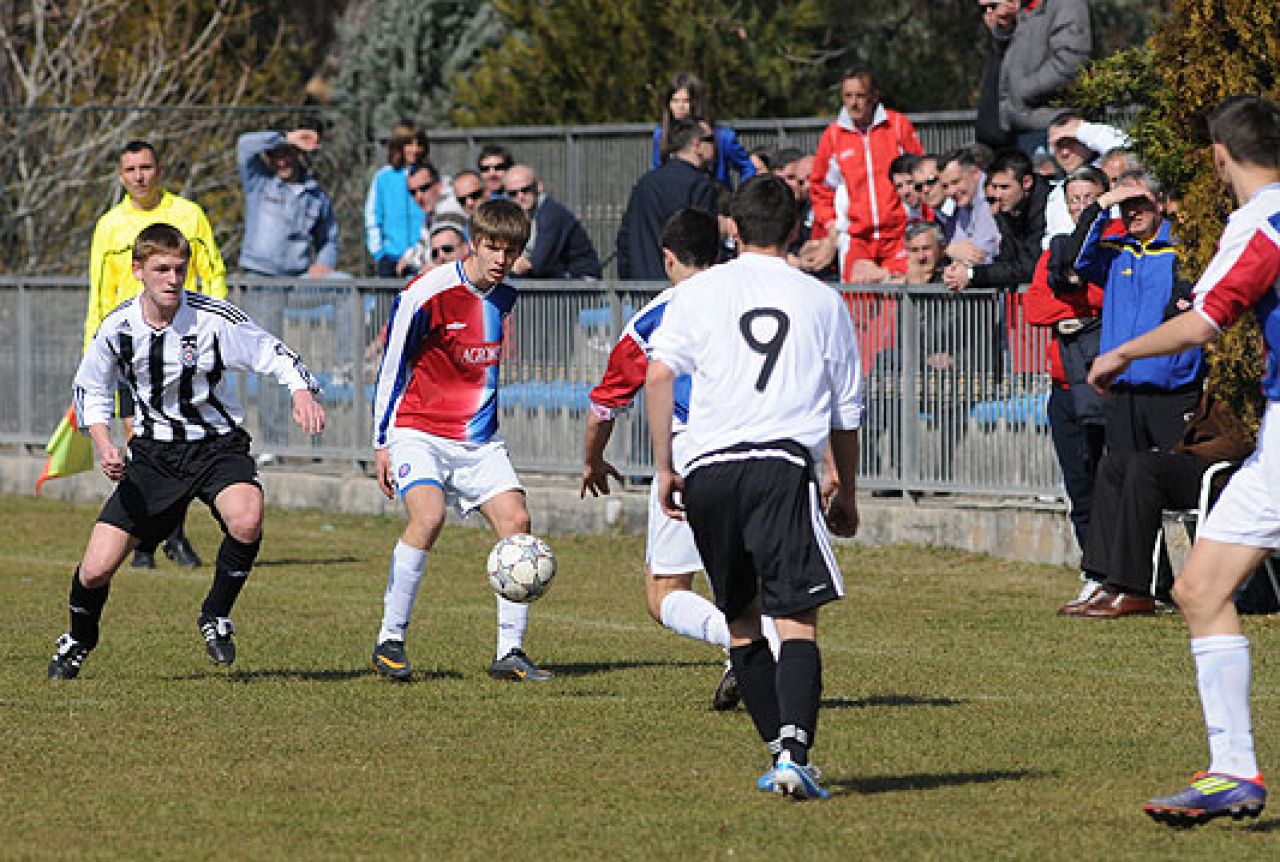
[237,128,339,278]
[237,128,341,455]
[1074,168,1202,456]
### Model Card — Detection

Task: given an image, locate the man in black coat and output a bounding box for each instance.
[505,164,602,279]
[616,118,720,279]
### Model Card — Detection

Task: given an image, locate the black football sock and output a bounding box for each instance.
[776,639,822,766]
[200,535,260,618]
[68,566,110,650]
[730,638,781,757]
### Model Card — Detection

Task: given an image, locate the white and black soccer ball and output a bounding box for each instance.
[486,533,556,603]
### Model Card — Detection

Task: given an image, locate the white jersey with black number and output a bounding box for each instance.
[648,251,863,471]
[74,292,320,442]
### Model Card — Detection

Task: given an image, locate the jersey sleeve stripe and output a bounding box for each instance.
[187,292,249,323]
[1195,229,1280,331]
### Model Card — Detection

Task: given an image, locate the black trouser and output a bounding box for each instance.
[1048,386,1105,551]
[1080,449,1207,596]
[1104,384,1201,455]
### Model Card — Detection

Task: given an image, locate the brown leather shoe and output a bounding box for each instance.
[1083,591,1156,618]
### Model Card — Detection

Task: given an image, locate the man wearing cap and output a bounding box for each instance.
[504,164,602,279]
[400,209,468,275]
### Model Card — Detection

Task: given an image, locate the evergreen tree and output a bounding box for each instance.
[332,0,506,142]
[450,0,836,125]
[1074,0,1279,428]
[450,0,1171,125]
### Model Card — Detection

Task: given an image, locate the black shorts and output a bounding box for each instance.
[682,440,844,622]
[97,429,260,550]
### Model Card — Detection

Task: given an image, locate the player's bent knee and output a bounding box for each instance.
[219,502,264,542]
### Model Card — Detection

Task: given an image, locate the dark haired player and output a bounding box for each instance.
[1089,94,1280,826]
[582,208,779,711]
[647,175,863,799]
[48,223,325,678]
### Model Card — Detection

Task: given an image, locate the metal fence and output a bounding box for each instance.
[0,277,1060,498]
[0,105,978,279]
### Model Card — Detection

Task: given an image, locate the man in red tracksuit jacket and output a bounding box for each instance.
[807,66,923,283]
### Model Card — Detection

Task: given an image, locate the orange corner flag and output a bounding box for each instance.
[35,404,93,496]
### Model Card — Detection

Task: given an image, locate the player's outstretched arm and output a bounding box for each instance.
[291,389,326,436]
[1089,311,1218,393]
[581,411,623,498]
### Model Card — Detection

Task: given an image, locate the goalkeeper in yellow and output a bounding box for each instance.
[85,139,227,569]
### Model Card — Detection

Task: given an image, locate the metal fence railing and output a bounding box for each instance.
[0,276,1060,498]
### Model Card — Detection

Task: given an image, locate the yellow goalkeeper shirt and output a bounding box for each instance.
[85,190,227,351]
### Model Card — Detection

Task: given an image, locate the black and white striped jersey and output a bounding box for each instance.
[74,292,321,442]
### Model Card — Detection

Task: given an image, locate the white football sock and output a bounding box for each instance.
[496,595,529,659]
[378,542,427,644]
[1191,634,1258,778]
[660,590,729,647]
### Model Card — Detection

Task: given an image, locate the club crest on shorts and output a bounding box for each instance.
[180,336,198,368]
[398,463,411,478]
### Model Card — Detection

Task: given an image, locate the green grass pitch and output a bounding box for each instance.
[2,494,1279,859]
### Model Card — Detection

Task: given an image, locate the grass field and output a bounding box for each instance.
[3,494,1279,860]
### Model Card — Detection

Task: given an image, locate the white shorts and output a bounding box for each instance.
[646,432,703,576]
[388,428,522,516]
[1199,402,1280,548]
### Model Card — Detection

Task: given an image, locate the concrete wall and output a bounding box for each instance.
[2,451,1080,569]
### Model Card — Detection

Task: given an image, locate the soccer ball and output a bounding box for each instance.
[487,533,556,603]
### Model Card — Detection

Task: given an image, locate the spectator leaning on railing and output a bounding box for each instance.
[943,148,1049,291]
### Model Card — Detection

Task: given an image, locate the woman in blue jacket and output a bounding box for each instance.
[364,122,429,276]
[652,72,757,188]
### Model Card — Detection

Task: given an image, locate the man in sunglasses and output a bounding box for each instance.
[452,170,485,223]
[425,215,467,270]
[503,164,602,279]
[477,144,513,199]
[397,163,465,276]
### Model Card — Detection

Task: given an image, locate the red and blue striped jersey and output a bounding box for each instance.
[1193,184,1280,400]
[372,260,516,446]
[588,288,691,427]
